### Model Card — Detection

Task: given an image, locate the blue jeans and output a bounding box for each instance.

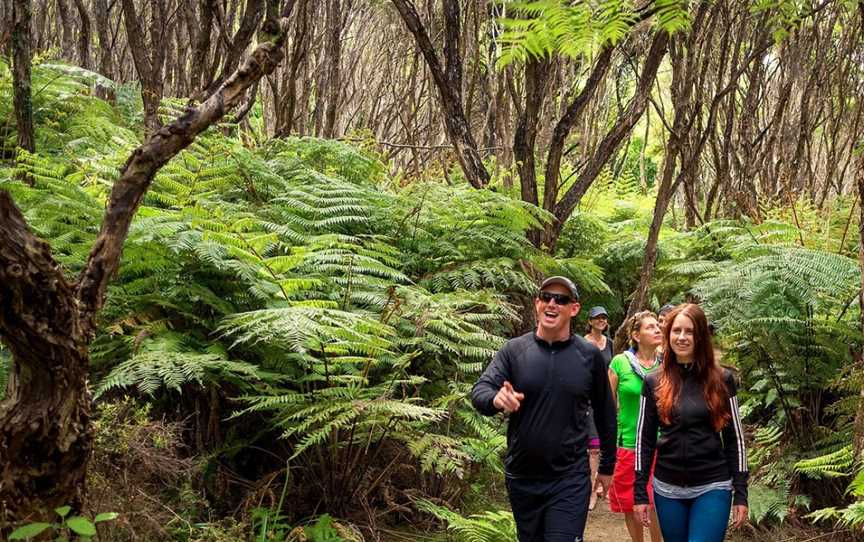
[653,489,732,542]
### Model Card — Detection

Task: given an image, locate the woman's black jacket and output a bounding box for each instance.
[634,366,748,506]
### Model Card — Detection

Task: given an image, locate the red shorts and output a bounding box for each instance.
[607,447,654,513]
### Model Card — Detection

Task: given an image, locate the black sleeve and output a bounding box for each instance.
[590,347,617,476]
[722,371,749,506]
[634,376,660,505]
[471,343,511,416]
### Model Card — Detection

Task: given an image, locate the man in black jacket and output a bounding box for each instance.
[471,276,618,542]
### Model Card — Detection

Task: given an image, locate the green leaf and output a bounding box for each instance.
[66,517,97,536]
[55,505,72,518]
[9,523,52,540]
[94,512,119,523]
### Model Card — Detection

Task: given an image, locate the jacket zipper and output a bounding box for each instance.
[681,379,689,487]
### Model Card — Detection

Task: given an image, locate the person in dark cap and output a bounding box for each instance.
[472,276,617,542]
[585,306,613,365]
[583,305,614,510]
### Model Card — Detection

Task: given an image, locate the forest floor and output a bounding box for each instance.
[583,502,637,541]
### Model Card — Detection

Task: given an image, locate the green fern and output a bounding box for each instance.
[96,339,275,398]
[748,482,791,525]
[794,446,855,479]
[415,500,516,541]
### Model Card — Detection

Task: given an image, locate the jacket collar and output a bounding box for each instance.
[533,332,573,348]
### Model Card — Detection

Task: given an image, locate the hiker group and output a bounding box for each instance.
[472,276,748,542]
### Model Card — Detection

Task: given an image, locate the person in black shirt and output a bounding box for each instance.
[583,305,613,510]
[633,304,748,542]
[472,276,617,542]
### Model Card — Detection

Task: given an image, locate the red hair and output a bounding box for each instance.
[656,304,731,432]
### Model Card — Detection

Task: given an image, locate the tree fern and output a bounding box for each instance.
[96,351,273,398]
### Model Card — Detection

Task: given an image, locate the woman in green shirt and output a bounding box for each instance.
[608,311,663,542]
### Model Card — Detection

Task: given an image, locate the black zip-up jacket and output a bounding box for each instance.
[634,366,749,505]
[471,332,617,479]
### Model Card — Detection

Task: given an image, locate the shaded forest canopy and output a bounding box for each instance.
[1,0,864,540]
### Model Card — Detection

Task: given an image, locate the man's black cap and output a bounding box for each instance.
[540,276,579,299]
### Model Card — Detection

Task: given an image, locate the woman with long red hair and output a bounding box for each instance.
[633,304,748,542]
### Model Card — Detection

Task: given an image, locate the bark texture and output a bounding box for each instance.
[12,0,35,154]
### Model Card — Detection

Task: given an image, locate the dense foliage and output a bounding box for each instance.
[1,53,863,540]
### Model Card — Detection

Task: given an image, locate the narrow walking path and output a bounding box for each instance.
[584,503,631,541]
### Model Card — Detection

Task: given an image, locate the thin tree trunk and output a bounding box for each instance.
[514,58,550,209]
[200,0,263,98]
[121,0,166,136]
[279,0,308,136]
[72,0,90,70]
[12,0,35,155]
[548,30,669,250]
[56,0,74,58]
[323,0,342,138]
[542,46,613,214]
[93,0,113,80]
[853,113,864,459]
[391,0,489,188]
[192,0,215,92]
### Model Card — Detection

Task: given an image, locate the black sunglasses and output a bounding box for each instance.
[538,291,574,305]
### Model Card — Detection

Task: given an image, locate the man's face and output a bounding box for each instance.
[534,284,580,336]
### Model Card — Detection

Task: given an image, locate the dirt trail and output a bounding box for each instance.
[583,503,632,541]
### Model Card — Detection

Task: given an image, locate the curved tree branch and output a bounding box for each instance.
[75,15,293,336]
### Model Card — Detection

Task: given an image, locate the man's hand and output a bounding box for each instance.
[594,474,612,499]
[633,504,651,527]
[732,505,748,529]
[493,381,524,413]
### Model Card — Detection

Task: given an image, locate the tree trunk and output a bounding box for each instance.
[0,8,295,521]
[616,3,762,338]
[200,0,263,98]
[0,196,90,518]
[72,0,90,70]
[12,0,35,155]
[542,46,614,214]
[514,58,550,209]
[322,0,342,138]
[55,0,74,59]
[853,140,864,460]
[548,30,669,251]
[93,0,112,78]
[191,0,215,93]
[278,0,309,136]
[121,0,166,136]
[627,139,681,318]
[391,0,490,189]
